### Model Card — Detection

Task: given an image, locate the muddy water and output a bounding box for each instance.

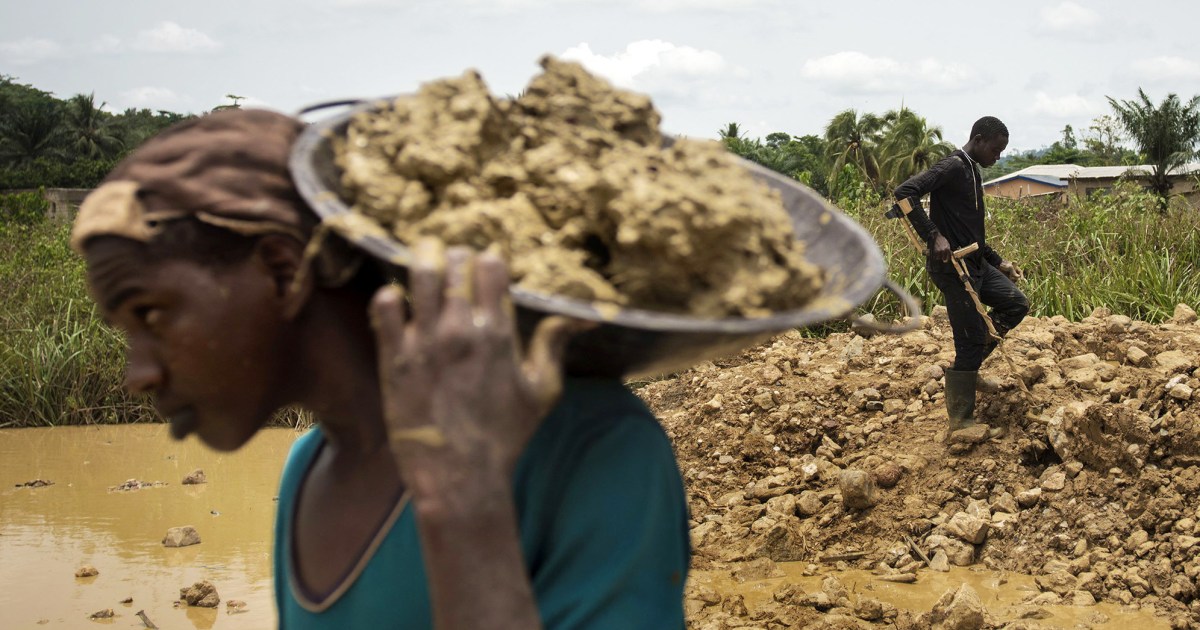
[0,424,302,629]
[691,563,1170,629]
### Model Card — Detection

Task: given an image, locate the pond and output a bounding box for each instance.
[0,424,301,629]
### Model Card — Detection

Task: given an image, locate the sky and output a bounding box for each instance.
[3,0,1199,154]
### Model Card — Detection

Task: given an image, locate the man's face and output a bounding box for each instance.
[976,134,1009,168]
[86,239,289,451]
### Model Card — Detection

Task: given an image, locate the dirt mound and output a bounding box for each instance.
[639,304,1200,627]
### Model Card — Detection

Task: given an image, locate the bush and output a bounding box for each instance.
[0,190,49,224]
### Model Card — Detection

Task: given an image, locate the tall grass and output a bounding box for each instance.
[840,183,1200,323]
[0,219,151,427]
[1,184,1197,426]
[0,213,314,429]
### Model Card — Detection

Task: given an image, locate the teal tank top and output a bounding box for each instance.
[273,378,689,629]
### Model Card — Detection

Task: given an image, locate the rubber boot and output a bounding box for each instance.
[944,369,978,436]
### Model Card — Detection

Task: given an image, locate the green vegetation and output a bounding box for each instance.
[0,203,149,427]
[0,75,195,189]
[1108,89,1200,210]
[841,183,1200,324]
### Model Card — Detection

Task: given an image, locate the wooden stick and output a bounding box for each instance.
[876,573,918,583]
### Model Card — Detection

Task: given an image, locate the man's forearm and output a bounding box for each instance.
[414,478,542,630]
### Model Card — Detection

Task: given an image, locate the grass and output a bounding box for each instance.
[1,183,1197,426]
[839,183,1200,324]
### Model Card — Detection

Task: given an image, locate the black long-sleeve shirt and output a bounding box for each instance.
[894,149,1003,274]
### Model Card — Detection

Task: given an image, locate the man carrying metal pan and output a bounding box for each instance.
[888,116,1030,441]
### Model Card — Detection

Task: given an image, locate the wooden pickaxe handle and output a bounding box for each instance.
[952,242,979,259]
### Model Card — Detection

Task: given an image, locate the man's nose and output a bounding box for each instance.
[123,344,163,396]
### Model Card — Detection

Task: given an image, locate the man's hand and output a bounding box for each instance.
[998,260,1024,283]
[370,238,591,502]
[931,234,952,263]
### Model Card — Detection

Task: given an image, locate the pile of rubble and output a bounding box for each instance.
[638,304,1200,628]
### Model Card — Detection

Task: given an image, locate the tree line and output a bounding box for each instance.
[0,75,209,189]
[722,89,1200,210]
[3,74,1198,209]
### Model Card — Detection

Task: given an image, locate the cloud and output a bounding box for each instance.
[799,51,979,95]
[1130,56,1200,83]
[0,37,65,65]
[132,22,221,53]
[91,35,123,54]
[1027,92,1096,118]
[561,40,742,96]
[1037,2,1101,36]
[117,86,189,110]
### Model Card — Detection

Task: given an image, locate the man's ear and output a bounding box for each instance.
[254,234,313,320]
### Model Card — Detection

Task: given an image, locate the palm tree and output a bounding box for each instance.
[717,122,744,141]
[63,93,124,159]
[0,99,65,166]
[879,109,954,188]
[823,109,885,197]
[1107,88,1200,211]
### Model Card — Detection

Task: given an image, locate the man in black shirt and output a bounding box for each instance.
[892,116,1029,438]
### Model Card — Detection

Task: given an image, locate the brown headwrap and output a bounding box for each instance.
[71,108,314,253]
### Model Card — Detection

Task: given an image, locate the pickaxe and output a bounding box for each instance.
[891,198,1035,405]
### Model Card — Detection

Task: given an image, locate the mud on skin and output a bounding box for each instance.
[335,56,823,319]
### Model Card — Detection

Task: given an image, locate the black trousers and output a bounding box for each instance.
[929,261,1029,371]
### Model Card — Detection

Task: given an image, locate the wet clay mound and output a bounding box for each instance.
[638,304,1200,627]
[335,57,822,318]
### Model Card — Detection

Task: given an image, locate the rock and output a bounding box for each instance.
[1016,488,1042,508]
[1034,570,1077,597]
[872,462,903,489]
[1126,346,1149,366]
[702,394,723,412]
[89,609,114,619]
[765,494,797,518]
[841,336,864,361]
[1155,350,1193,373]
[1105,315,1132,334]
[855,597,886,621]
[1169,383,1193,400]
[1070,590,1097,606]
[822,575,849,603]
[1060,353,1099,371]
[180,580,220,608]
[796,491,823,517]
[926,584,987,630]
[990,492,1019,515]
[838,470,876,510]
[929,549,950,572]
[75,565,99,578]
[226,599,249,614]
[931,305,948,321]
[928,536,975,566]
[1040,471,1067,491]
[916,364,945,381]
[163,526,201,548]
[946,512,989,545]
[182,469,206,485]
[948,424,989,445]
[1170,303,1198,324]
[752,391,776,410]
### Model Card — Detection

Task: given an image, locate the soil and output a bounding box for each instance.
[637,303,1200,629]
[334,57,822,318]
